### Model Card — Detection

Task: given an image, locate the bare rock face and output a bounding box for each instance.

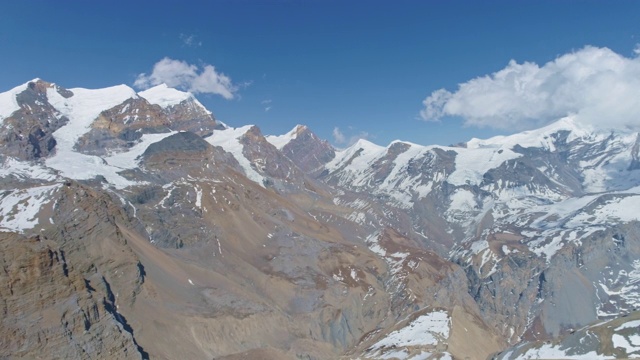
[344,228,504,360]
[240,125,308,191]
[494,310,640,359]
[0,234,143,360]
[142,131,212,164]
[76,95,218,156]
[0,180,150,359]
[0,80,68,160]
[75,97,170,156]
[159,96,218,137]
[280,125,335,173]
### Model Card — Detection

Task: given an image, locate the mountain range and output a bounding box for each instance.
[1,79,639,359]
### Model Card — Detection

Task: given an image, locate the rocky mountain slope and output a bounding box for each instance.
[494,311,640,359]
[1,79,639,359]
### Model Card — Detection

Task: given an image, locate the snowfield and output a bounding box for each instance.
[365,310,451,360]
[205,125,266,186]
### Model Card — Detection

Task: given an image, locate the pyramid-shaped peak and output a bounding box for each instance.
[265,124,309,149]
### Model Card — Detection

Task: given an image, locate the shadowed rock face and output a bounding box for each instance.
[280,125,336,173]
[143,131,210,156]
[76,96,218,156]
[0,80,68,160]
[75,97,170,156]
[239,125,308,191]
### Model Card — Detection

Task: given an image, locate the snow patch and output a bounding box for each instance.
[205,126,265,186]
[518,342,608,359]
[0,158,58,181]
[0,184,61,233]
[616,320,640,332]
[612,334,640,355]
[367,310,450,358]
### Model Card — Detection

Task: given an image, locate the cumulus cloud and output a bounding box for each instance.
[134,58,237,99]
[421,46,640,131]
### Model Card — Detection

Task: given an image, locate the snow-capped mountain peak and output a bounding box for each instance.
[46,83,138,147]
[138,83,212,115]
[265,124,307,149]
[0,80,40,121]
[139,83,192,108]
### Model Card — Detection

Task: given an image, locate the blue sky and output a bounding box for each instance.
[2,1,640,147]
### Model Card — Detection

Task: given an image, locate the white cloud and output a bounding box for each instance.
[261,99,272,112]
[180,33,201,47]
[333,127,346,144]
[348,131,371,146]
[421,46,640,131]
[333,126,371,146]
[134,58,237,99]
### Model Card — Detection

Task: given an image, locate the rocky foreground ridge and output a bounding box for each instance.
[0,79,639,359]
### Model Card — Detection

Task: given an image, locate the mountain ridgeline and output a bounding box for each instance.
[1,79,639,359]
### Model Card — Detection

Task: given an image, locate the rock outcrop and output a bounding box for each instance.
[0,80,68,160]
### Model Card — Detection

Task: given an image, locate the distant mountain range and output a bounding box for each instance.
[1,79,639,359]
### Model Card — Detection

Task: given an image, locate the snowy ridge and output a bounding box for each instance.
[326,140,423,207]
[43,84,153,188]
[265,124,304,149]
[205,125,265,186]
[325,116,636,208]
[326,138,385,173]
[330,116,640,263]
[466,116,594,151]
[0,79,35,121]
[325,135,521,205]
